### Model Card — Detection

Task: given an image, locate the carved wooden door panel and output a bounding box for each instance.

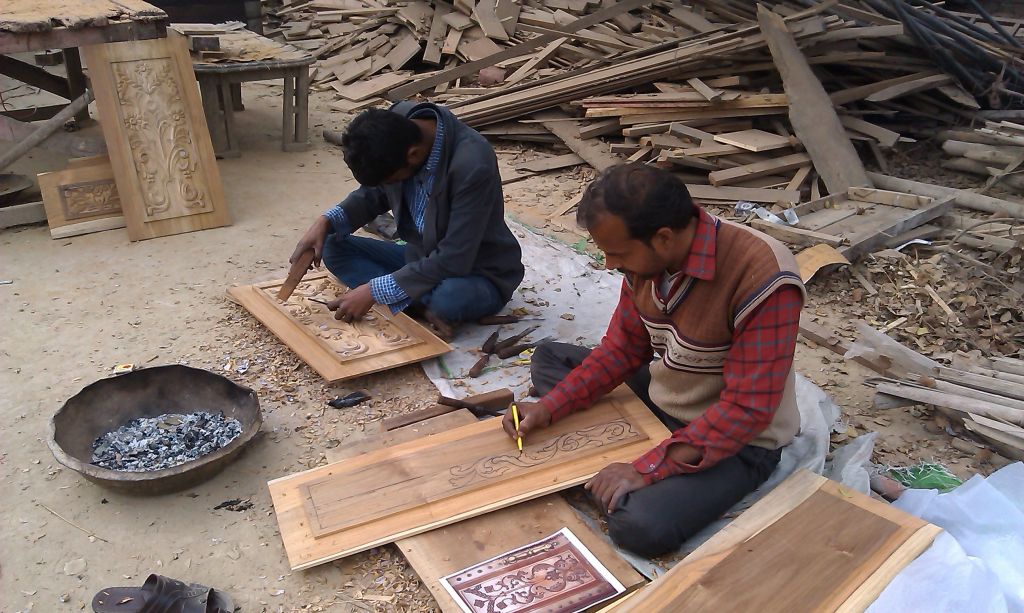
[38,156,125,238]
[269,386,671,570]
[82,32,229,241]
[228,272,451,382]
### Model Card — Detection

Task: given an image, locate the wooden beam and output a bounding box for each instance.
[0,91,92,171]
[536,111,621,170]
[0,55,70,98]
[0,115,105,157]
[709,152,812,186]
[758,5,870,194]
[0,20,167,55]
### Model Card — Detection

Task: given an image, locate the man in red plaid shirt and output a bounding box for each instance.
[503,164,806,557]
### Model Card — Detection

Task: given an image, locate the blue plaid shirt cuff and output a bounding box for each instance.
[322,206,351,236]
[369,274,411,313]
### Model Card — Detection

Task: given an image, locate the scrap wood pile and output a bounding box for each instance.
[939,121,1024,195]
[843,320,1024,464]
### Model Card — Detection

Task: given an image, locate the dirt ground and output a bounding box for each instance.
[0,81,1011,612]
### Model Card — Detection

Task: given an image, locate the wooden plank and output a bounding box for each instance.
[0,200,45,229]
[327,410,644,613]
[82,33,229,241]
[384,31,421,70]
[613,472,938,612]
[228,272,450,383]
[494,0,521,37]
[269,385,671,569]
[537,111,621,170]
[867,74,953,102]
[713,129,792,152]
[504,37,565,86]
[338,72,411,101]
[874,382,1024,427]
[37,158,124,237]
[472,0,509,41]
[708,152,812,186]
[686,77,723,101]
[840,197,954,261]
[457,33,502,61]
[758,6,869,194]
[423,6,450,65]
[515,152,585,173]
[441,28,464,55]
[839,116,899,148]
[685,185,800,205]
[829,71,939,106]
[750,219,845,247]
[388,0,656,100]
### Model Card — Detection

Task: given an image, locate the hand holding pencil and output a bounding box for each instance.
[501,400,552,447]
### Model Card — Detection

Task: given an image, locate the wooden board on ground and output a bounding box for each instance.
[325,409,646,613]
[609,470,941,612]
[228,271,450,382]
[758,187,954,261]
[758,6,870,194]
[269,385,670,569]
[713,129,792,152]
[37,156,126,238]
[82,33,229,241]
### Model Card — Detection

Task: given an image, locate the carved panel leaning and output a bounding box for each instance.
[111,57,214,222]
[60,179,122,221]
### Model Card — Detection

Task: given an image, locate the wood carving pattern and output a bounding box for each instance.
[112,57,213,222]
[448,420,638,488]
[59,179,121,220]
[262,277,421,361]
[442,529,623,613]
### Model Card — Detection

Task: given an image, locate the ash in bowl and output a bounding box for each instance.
[92,411,242,472]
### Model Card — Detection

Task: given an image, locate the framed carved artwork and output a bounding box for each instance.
[82,32,230,241]
[268,385,671,570]
[228,271,451,382]
[37,156,126,239]
[441,528,625,613]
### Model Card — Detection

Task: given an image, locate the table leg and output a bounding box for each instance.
[231,83,244,111]
[62,48,89,123]
[198,76,232,158]
[282,71,296,152]
[294,67,310,152]
[218,80,241,158]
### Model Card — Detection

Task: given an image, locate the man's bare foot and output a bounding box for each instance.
[424,309,455,341]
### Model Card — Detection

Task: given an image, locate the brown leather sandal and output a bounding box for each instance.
[92,574,233,613]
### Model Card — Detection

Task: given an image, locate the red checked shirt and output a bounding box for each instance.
[539,213,804,485]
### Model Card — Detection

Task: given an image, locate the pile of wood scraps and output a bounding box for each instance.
[843,320,1024,463]
[938,122,1024,196]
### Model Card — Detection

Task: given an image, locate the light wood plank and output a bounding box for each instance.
[758,6,870,194]
[82,33,230,241]
[269,386,670,570]
[713,129,793,152]
[38,158,123,236]
[708,152,812,186]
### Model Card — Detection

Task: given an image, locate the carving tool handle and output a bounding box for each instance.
[277,248,315,301]
[436,395,505,417]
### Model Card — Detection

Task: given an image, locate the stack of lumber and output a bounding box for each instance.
[840,320,1024,463]
[938,122,1024,194]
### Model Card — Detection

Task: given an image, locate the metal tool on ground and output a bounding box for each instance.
[382,388,514,431]
[492,325,540,354]
[478,315,544,325]
[327,390,371,409]
[497,336,554,360]
[436,395,506,417]
[277,248,315,300]
[468,354,490,378]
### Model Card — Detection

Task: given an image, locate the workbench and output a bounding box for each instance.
[175,25,313,158]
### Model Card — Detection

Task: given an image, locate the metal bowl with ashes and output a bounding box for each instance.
[48,365,262,495]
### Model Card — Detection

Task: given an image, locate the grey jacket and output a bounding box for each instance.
[332,101,524,303]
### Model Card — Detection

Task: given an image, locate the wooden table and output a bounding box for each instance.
[180,26,313,158]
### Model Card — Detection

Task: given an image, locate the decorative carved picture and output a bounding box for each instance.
[60,179,121,220]
[227,271,451,383]
[441,528,625,613]
[111,57,214,222]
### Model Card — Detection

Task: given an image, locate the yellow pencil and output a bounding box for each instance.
[511,403,523,452]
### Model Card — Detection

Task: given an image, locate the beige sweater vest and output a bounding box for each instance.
[632,218,806,450]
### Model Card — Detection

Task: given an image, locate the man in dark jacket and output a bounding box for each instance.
[290,102,525,336]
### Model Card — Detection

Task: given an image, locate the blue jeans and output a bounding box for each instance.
[321,234,507,323]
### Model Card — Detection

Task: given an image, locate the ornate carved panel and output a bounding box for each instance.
[227,271,450,383]
[268,386,670,569]
[441,528,625,613]
[82,34,229,241]
[110,57,214,222]
[60,179,122,220]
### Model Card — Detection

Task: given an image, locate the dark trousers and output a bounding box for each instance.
[321,234,506,323]
[531,342,782,558]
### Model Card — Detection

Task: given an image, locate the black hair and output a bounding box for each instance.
[576,164,697,242]
[340,108,422,186]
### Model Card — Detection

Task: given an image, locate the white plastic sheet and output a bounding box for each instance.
[868,462,1024,613]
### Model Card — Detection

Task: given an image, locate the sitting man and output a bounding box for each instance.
[290,102,525,336]
[504,164,805,557]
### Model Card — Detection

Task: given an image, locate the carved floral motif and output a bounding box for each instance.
[112,58,212,222]
[59,179,121,220]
